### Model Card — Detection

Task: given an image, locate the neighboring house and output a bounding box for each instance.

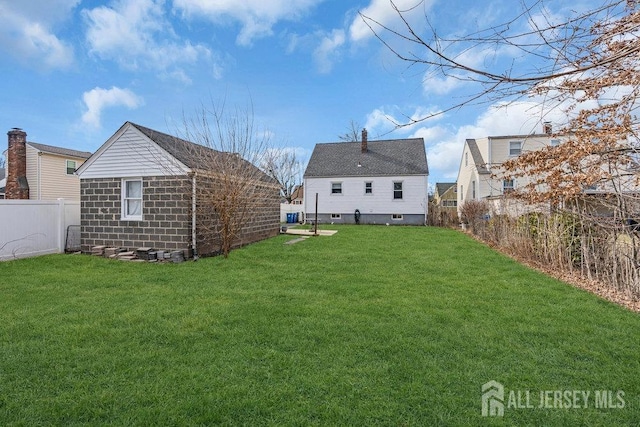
[290,184,303,205]
[456,127,563,216]
[76,121,280,256]
[433,182,457,210]
[3,128,91,200]
[303,129,429,225]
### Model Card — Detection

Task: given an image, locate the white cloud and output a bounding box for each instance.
[0,0,77,69]
[173,0,323,46]
[81,86,144,128]
[422,74,467,96]
[364,105,444,138]
[313,29,346,74]
[349,0,434,42]
[84,0,211,76]
[408,100,569,181]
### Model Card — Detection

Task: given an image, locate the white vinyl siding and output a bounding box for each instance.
[304,175,427,216]
[77,126,189,179]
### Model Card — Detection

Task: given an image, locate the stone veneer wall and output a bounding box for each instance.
[81,175,280,257]
[194,175,281,256]
[80,176,192,253]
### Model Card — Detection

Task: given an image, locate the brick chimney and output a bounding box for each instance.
[6,128,29,199]
[361,128,368,153]
[543,122,552,135]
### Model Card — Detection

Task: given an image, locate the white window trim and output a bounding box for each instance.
[503,179,515,193]
[121,178,143,221]
[509,141,522,157]
[392,214,403,220]
[66,159,77,176]
[393,181,403,200]
[364,181,373,195]
[331,213,341,219]
[331,181,343,195]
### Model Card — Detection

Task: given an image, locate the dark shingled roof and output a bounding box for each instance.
[129,122,223,170]
[304,138,428,178]
[435,182,456,196]
[129,122,275,184]
[28,142,92,159]
[466,139,490,175]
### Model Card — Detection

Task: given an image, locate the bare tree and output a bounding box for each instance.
[261,147,303,203]
[338,119,362,142]
[177,100,279,258]
[364,1,640,299]
[361,0,638,128]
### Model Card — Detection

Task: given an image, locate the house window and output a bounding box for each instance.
[331,182,342,194]
[509,141,522,156]
[465,152,468,167]
[331,213,341,219]
[66,160,77,175]
[392,214,403,220]
[503,179,515,193]
[472,181,476,199]
[442,200,457,207]
[122,178,143,220]
[393,182,403,200]
[551,139,560,147]
[365,181,373,194]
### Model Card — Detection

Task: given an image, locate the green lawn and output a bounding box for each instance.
[0,225,638,425]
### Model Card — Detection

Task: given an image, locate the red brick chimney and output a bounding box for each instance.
[361,128,368,153]
[6,128,29,199]
[543,122,552,135]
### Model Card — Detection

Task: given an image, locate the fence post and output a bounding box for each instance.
[57,198,65,253]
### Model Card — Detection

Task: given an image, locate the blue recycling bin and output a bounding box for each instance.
[286,213,294,223]
[293,212,299,223]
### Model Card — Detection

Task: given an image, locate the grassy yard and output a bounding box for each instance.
[0,225,638,425]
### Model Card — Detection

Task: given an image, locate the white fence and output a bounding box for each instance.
[0,199,80,261]
[280,203,304,223]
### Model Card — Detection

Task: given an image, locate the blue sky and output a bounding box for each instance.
[0,0,593,186]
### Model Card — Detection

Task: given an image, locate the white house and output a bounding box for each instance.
[456,129,563,216]
[303,130,429,225]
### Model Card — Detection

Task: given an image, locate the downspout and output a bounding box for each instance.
[191,172,198,260]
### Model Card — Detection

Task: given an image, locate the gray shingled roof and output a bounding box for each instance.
[304,138,428,178]
[28,142,92,159]
[129,122,220,170]
[466,139,490,174]
[129,122,275,183]
[435,182,456,196]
